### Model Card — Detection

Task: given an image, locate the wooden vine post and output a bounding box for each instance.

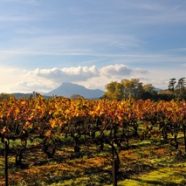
[111,141,119,186]
[112,156,118,186]
[4,138,9,186]
[183,123,186,153]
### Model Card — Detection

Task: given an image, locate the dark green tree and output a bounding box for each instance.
[121,79,144,99]
[142,84,158,100]
[168,78,176,92]
[105,81,123,100]
[175,77,186,100]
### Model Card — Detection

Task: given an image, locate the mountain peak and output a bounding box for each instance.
[47,82,104,99]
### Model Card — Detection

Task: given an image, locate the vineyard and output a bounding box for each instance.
[0,95,186,185]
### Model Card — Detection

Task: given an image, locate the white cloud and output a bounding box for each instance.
[31,66,98,82]
[15,80,55,93]
[0,66,55,93]
[0,64,144,93]
[30,64,145,84]
[0,67,26,93]
[23,64,149,91]
[100,64,132,77]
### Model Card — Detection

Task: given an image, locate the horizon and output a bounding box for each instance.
[0,81,172,95]
[0,0,186,93]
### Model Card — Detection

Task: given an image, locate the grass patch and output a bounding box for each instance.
[0,137,186,185]
[117,161,186,186]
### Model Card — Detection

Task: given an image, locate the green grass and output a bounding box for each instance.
[0,137,186,185]
[118,162,186,186]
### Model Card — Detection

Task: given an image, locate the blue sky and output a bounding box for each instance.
[0,0,186,92]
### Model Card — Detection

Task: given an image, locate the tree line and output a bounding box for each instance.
[104,77,186,101]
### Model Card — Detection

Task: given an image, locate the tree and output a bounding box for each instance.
[105,81,123,100]
[176,77,185,90]
[175,77,186,100]
[121,79,144,99]
[168,78,177,92]
[142,84,157,100]
[105,79,155,100]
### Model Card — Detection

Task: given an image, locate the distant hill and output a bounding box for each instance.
[46,82,104,99]
[0,93,33,99]
[12,93,33,99]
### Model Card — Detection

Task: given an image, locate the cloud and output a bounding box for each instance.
[0,64,145,93]
[19,64,148,91]
[30,66,98,82]
[30,64,146,83]
[0,67,26,92]
[0,66,55,93]
[16,80,54,93]
[100,64,132,77]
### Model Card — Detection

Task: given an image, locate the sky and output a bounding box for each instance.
[0,0,186,93]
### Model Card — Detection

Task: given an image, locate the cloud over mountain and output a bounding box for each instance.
[14,64,148,92]
[30,64,145,84]
[1,63,185,94]
[31,66,98,82]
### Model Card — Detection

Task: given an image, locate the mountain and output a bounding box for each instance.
[46,82,104,99]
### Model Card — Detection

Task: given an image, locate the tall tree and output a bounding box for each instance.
[142,84,157,100]
[121,79,144,99]
[105,79,161,100]
[168,78,176,92]
[105,81,123,100]
[176,77,186,99]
